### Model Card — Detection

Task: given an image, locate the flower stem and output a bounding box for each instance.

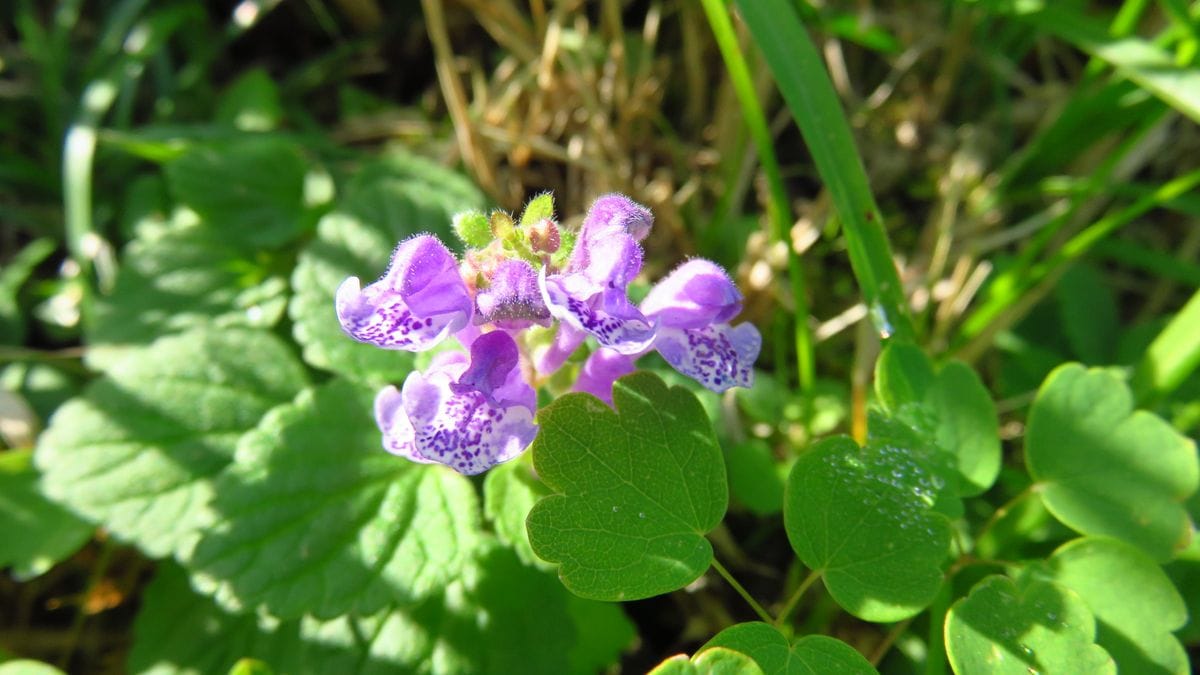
[711,558,773,625]
[774,568,821,628]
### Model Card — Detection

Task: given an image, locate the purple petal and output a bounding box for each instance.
[573,349,636,405]
[581,194,653,243]
[654,322,761,393]
[336,234,472,351]
[475,259,551,329]
[641,259,743,329]
[533,324,586,375]
[581,232,643,288]
[540,269,656,355]
[380,332,538,475]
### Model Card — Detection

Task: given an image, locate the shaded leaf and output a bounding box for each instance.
[483,455,551,568]
[0,449,91,580]
[36,328,306,559]
[188,378,480,619]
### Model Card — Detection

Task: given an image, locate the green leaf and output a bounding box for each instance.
[484,455,551,568]
[289,153,485,385]
[0,661,67,675]
[0,238,55,346]
[565,595,635,675]
[164,136,310,249]
[703,622,877,674]
[732,0,914,341]
[452,210,491,248]
[1054,263,1118,364]
[1025,364,1199,561]
[875,342,1001,495]
[649,648,764,675]
[86,220,289,371]
[36,328,306,559]
[1133,288,1200,403]
[227,659,273,675]
[945,574,1115,675]
[527,372,728,601]
[215,69,283,132]
[783,436,952,621]
[726,440,785,516]
[134,545,577,675]
[0,449,91,579]
[188,378,480,619]
[520,192,555,225]
[1043,537,1188,675]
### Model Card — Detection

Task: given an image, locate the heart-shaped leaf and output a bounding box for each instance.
[945,574,1114,674]
[527,372,728,601]
[649,648,764,675]
[1043,537,1188,674]
[875,342,1000,495]
[703,622,877,674]
[784,436,952,621]
[187,378,480,619]
[36,327,307,559]
[289,152,485,385]
[1026,364,1199,560]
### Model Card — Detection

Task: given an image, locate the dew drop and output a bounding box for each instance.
[612,506,619,513]
[638,512,645,519]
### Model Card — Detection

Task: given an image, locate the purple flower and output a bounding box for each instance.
[475,259,551,329]
[336,235,473,351]
[573,348,635,404]
[374,331,537,475]
[642,259,761,393]
[539,198,656,357]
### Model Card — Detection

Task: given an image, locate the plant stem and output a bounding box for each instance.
[711,558,774,625]
[869,617,913,666]
[774,568,821,628]
[58,540,114,670]
[700,0,815,394]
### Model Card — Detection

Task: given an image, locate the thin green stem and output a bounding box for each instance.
[711,558,774,625]
[58,540,113,670]
[774,567,821,628]
[700,0,814,393]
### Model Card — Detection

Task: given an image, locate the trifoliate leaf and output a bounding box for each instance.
[188,378,480,619]
[290,153,484,385]
[703,622,877,674]
[527,372,728,601]
[1025,364,1199,560]
[134,545,577,675]
[0,449,91,580]
[164,136,310,249]
[1043,537,1188,674]
[649,648,764,675]
[875,342,1000,495]
[36,328,306,559]
[783,436,952,621]
[483,455,551,568]
[87,221,289,370]
[945,574,1115,675]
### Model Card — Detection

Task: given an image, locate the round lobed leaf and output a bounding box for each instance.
[36,327,307,559]
[1025,364,1199,561]
[1044,537,1189,674]
[648,648,764,675]
[703,622,877,674]
[527,372,728,601]
[783,435,952,622]
[945,574,1114,675]
[187,378,480,619]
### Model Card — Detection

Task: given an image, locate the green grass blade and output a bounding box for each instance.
[986,1,1200,123]
[1133,289,1200,404]
[734,0,914,342]
[701,0,814,392]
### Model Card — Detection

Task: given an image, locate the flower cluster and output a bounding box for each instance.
[336,193,761,475]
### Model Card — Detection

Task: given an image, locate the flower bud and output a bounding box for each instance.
[528,217,561,254]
